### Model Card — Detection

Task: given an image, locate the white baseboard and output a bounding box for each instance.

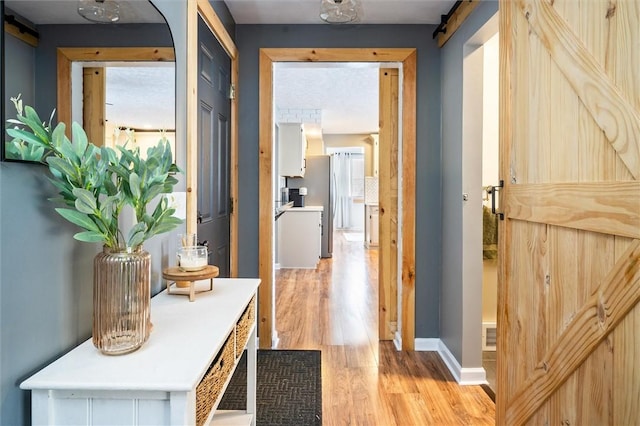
[414,338,488,386]
[456,367,487,385]
[274,263,281,270]
[414,338,440,351]
[393,332,402,350]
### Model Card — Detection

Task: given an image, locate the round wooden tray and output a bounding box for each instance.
[162,265,219,302]
[162,265,219,282]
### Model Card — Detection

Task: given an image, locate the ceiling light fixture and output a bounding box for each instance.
[78,0,121,23]
[320,0,358,24]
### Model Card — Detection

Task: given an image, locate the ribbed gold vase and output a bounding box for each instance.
[93,246,151,355]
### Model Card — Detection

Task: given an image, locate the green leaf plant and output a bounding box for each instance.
[6,95,183,250]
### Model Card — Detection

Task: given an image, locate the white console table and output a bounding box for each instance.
[21,278,260,426]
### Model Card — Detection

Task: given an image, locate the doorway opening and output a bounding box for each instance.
[99,63,174,153]
[258,48,417,351]
[479,31,499,394]
[272,62,380,348]
[461,13,499,394]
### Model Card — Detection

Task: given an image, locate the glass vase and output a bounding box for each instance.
[93,246,151,355]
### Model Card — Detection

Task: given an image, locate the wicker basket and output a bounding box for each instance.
[195,332,235,426]
[235,296,256,359]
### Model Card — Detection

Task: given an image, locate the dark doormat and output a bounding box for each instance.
[218,349,322,425]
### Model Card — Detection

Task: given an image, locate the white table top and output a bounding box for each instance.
[20,278,260,393]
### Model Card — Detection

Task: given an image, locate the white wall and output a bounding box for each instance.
[482,32,500,206]
[482,32,499,325]
[461,41,485,369]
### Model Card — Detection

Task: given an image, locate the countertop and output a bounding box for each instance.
[275,200,294,220]
[287,205,324,212]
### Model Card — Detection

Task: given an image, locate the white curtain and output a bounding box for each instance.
[333,152,352,229]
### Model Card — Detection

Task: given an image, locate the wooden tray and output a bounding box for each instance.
[162,265,219,282]
[163,265,219,301]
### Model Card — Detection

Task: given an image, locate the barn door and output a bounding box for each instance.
[498,0,640,425]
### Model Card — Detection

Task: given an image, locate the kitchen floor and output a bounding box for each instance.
[339,230,364,242]
[274,229,495,425]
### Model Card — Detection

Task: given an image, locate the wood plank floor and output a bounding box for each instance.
[275,230,496,425]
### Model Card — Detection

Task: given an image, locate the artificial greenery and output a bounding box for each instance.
[6,95,183,249]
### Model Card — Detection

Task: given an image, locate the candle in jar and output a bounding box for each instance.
[177,245,208,269]
[179,256,207,268]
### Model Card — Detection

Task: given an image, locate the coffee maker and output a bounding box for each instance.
[289,187,307,207]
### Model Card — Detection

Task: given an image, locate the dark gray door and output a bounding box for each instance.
[197,16,231,277]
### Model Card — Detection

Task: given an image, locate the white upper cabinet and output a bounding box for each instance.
[278,123,307,177]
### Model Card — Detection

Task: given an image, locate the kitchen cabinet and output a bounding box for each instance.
[365,204,379,247]
[278,123,307,177]
[20,278,259,426]
[278,206,322,268]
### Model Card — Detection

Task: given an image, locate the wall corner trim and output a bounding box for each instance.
[415,338,488,386]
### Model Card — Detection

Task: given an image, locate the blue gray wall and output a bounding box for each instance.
[0,19,178,425]
[3,7,35,124]
[235,24,443,339]
[4,29,35,130]
[211,0,236,41]
[440,1,498,367]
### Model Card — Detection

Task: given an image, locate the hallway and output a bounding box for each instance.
[275,230,495,425]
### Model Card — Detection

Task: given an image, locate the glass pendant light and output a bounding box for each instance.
[320,0,358,24]
[78,0,121,23]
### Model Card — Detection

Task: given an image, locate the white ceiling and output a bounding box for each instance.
[6,0,456,25]
[225,0,455,25]
[275,63,381,135]
[5,0,457,134]
[105,65,175,130]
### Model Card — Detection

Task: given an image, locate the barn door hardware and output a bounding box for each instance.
[487,180,504,220]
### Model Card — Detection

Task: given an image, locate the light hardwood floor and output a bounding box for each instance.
[275,230,496,425]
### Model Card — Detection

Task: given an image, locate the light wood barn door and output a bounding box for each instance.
[498,0,640,425]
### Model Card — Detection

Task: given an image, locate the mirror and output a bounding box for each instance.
[2,0,175,163]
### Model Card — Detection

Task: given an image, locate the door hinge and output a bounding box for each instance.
[229,84,236,100]
[229,196,234,214]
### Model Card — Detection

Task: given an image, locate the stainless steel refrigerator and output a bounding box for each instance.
[287,155,334,258]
